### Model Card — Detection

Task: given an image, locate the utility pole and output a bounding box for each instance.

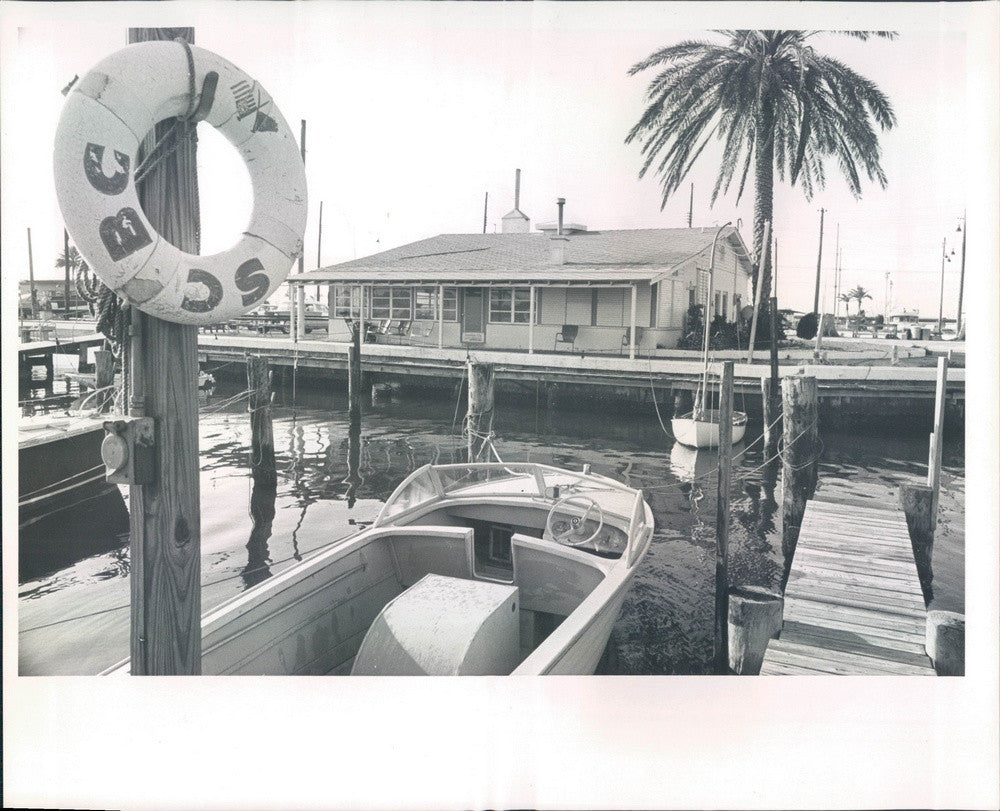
[27,227,38,319]
[812,208,825,315]
[956,211,967,336]
[63,228,72,317]
[483,191,488,234]
[938,237,951,337]
[688,183,694,228]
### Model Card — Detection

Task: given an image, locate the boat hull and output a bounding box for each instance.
[671,410,747,448]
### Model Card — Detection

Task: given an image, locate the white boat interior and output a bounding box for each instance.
[121,463,653,677]
[671,408,748,449]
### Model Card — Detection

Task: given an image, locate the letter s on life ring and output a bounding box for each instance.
[53,41,307,326]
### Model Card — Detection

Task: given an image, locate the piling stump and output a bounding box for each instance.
[728,586,784,675]
[467,361,495,462]
[925,610,964,676]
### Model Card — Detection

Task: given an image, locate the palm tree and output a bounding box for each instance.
[849,285,872,316]
[53,244,88,276]
[838,292,853,316]
[626,30,896,304]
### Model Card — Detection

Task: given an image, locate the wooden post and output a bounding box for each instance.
[94,349,114,413]
[714,361,734,674]
[925,610,964,676]
[127,26,202,675]
[727,585,783,675]
[927,356,947,525]
[768,296,780,390]
[760,377,778,457]
[780,375,819,580]
[348,320,363,422]
[466,361,495,463]
[246,355,277,490]
[900,482,934,604]
[77,343,90,373]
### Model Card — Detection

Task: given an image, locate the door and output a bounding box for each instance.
[461,288,486,343]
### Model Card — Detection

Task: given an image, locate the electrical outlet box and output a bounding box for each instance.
[102,417,155,485]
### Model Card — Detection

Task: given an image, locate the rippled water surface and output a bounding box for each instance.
[18,375,965,676]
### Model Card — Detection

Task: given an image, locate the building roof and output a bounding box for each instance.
[290,227,752,286]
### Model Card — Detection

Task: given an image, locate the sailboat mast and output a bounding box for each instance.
[696,222,732,416]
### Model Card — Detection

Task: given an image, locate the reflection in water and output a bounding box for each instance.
[344,412,362,508]
[242,482,275,589]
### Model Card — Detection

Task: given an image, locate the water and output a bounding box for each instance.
[18,375,965,676]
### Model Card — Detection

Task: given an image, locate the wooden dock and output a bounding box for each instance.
[761,498,936,676]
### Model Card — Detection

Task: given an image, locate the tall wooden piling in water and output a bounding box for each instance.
[780,375,819,581]
[348,320,363,423]
[127,26,202,675]
[900,482,934,603]
[247,354,277,490]
[927,356,948,524]
[466,361,495,462]
[713,361,734,675]
[94,349,114,413]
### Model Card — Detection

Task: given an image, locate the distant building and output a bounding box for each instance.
[290,198,753,355]
[18,279,89,318]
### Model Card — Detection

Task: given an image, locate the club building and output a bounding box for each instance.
[289,200,754,358]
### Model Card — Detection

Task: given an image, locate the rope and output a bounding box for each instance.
[647,360,674,440]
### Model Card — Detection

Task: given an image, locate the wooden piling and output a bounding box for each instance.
[127,26,202,675]
[780,375,819,578]
[927,356,947,524]
[466,361,495,463]
[348,320,362,423]
[925,610,964,676]
[727,585,783,675]
[247,355,277,490]
[714,361,734,674]
[760,377,779,457]
[242,481,276,589]
[94,349,115,413]
[900,482,934,604]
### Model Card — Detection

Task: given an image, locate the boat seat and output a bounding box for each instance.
[351,573,520,675]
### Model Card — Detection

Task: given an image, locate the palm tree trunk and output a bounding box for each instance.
[752,109,776,305]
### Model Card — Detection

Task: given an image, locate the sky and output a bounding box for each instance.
[0,2,991,321]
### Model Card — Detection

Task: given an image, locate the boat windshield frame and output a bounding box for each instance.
[374,462,649,564]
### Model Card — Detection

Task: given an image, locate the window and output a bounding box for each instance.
[333,285,361,318]
[489,287,531,323]
[414,287,458,321]
[714,291,721,320]
[721,292,728,321]
[369,286,411,320]
[649,283,658,328]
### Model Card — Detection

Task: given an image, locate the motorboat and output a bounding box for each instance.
[671,223,748,448]
[107,462,653,676]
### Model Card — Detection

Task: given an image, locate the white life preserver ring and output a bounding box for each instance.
[53,41,307,326]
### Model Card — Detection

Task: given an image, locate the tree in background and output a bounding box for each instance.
[848,285,872,316]
[626,30,896,305]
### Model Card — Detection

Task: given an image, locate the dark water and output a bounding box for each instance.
[18,374,965,676]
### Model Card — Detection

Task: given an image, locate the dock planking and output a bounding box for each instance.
[761,498,936,676]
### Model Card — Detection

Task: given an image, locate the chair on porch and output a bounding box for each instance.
[384,320,411,344]
[621,326,643,355]
[554,324,578,352]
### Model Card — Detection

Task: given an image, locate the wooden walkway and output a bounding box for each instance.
[761,498,936,676]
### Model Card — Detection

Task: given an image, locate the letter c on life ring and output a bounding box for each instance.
[53,41,307,326]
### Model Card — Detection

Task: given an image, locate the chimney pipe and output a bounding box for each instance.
[515,169,521,210]
[557,198,565,236]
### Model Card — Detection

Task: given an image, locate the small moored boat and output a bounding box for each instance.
[672,223,748,448]
[107,461,654,676]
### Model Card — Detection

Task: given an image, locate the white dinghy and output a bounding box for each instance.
[672,223,748,448]
[108,462,653,676]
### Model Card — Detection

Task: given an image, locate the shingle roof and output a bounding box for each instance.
[290,227,752,283]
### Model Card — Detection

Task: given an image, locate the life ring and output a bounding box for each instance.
[53,41,307,326]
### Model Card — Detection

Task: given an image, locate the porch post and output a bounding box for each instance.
[359,284,366,344]
[629,284,637,360]
[438,284,445,349]
[327,284,336,339]
[528,285,536,355]
[296,284,306,340]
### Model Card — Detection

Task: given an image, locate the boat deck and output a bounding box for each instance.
[761,498,936,676]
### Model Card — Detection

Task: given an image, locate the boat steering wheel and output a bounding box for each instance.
[545,495,604,547]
